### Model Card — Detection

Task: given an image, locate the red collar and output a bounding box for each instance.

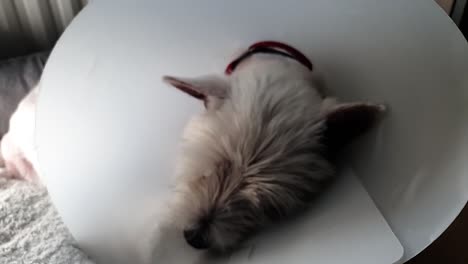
[225,41,313,75]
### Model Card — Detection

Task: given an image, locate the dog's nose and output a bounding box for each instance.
[183,228,210,250]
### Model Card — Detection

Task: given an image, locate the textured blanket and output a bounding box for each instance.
[0,178,94,264]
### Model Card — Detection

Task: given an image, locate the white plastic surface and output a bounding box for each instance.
[224,169,403,264]
[35,0,468,263]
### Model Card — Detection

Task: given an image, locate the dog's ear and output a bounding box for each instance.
[320,100,385,156]
[163,75,230,109]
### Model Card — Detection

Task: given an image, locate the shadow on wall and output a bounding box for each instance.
[0,0,87,60]
[0,31,50,60]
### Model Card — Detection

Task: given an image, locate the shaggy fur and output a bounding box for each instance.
[163,54,384,251]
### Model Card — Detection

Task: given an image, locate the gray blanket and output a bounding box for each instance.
[0,178,93,264]
[0,51,49,137]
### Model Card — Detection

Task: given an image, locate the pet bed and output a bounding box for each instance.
[0,178,92,264]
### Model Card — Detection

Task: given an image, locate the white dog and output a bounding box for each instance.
[164,41,385,252]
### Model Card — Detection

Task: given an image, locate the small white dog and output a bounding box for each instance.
[164,41,385,252]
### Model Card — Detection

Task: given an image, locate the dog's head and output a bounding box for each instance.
[163,50,384,252]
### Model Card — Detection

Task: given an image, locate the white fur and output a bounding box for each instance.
[0,86,40,182]
[165,54,384,251]
[167,55,337,250]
